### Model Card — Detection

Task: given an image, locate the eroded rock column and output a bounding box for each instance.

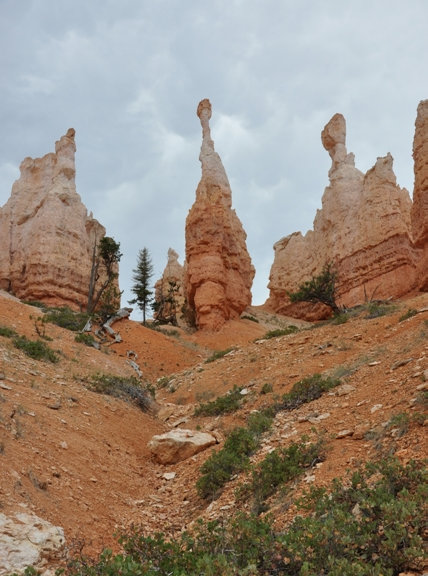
[185,99,254,331]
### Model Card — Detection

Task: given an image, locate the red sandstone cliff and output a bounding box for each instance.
[184,99,255,331]
[267,101,427,318]
[0,129,112,310]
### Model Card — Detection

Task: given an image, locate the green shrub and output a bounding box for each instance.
[399,308,417,322]
[0,325,17,338]
[262,325,298,339]
[60,458,426,576]
[22,300,47,310]
[242,437,325,512]
[247,409,274,436]
[332,311,348,324]
[13,336,59,363]
[282,458,427,575]
[205,347,235,363]
[386,412,410,438]
[197,427,259,500]
[194,385,243,416]
[260,382,273,394]
[85,374,155,412]
[365,301,395,319]
[74,332,97,348]
[241,314,259,323]
[278,373,340,411]
[44,307,90,332]
[288,262,341,314]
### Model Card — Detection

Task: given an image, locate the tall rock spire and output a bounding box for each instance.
[184,99,255,331]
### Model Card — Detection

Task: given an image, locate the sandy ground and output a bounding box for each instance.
[0,291,426,559]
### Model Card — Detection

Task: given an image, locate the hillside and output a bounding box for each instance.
[0,290,427,573]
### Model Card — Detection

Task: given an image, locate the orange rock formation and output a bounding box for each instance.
[267,101,427,317]
[0,129,110,310]
[185,99,255,331]
[153,248,186,326]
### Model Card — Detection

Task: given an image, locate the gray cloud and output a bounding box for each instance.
[1,0,427,318]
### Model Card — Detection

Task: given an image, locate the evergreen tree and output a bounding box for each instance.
[87,236,122,316]
[288,262,341,314]
[129,247,154,324]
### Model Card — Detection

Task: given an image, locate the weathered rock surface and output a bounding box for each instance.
[0,511,65,575]
[267,103,427,318]
[411,99,428,289]
[148,428,217,464]
[185,99,255,331]
[0,129,111,310]
[153,248,186,326]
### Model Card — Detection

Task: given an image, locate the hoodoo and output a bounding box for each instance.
[267,102,426,318]
[184,99,255,331]
[0,129,113,310]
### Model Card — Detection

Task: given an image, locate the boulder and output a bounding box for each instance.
[0,511,65,575]
[148,428,217,464]
[0,129,116,310]
[184,99,255,331]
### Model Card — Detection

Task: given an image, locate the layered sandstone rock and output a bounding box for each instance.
[411,100,428,289]
[153,248,186,326]
[0,129,111,310]
[268,105,426,318]
[185,99,255,331]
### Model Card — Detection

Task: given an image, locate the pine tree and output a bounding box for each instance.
[288,262,341,314]
[87,236,122,316]
[129,247,154,324]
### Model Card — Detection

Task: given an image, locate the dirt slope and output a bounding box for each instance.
[0,291,426,560]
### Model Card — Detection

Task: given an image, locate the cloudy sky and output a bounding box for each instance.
[1,1,427,319]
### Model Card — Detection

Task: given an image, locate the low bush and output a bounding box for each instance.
[197,374,338,501]
[60,458,426,576]
[0,325,17,338]
[241,437,325,513]
[277,373,340,411]
[282,458,427,575]
[262,325,298,339]
[365,301,395,319]
[205,347,235,363]
[194,385,243,416]
[13,336,59,363]
[43,307,90,332]
[399,308,418,322]
[85,374,155,412]
[260,382,273,394]
[241,314,259,323]
[74,332,97,348]
[196,426,258,500]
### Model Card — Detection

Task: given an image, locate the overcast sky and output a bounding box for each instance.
[1,1,427,319]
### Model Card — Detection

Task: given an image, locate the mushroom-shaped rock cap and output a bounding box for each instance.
[321,113,346,152]
[197,98,212,119]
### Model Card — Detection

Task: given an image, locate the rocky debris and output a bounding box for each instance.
[148,428,217,464]
[153,248,186,326]
[267,102,426,319]
[0,511,65,575]
[0,129,115,310]
[185,99,255,331]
